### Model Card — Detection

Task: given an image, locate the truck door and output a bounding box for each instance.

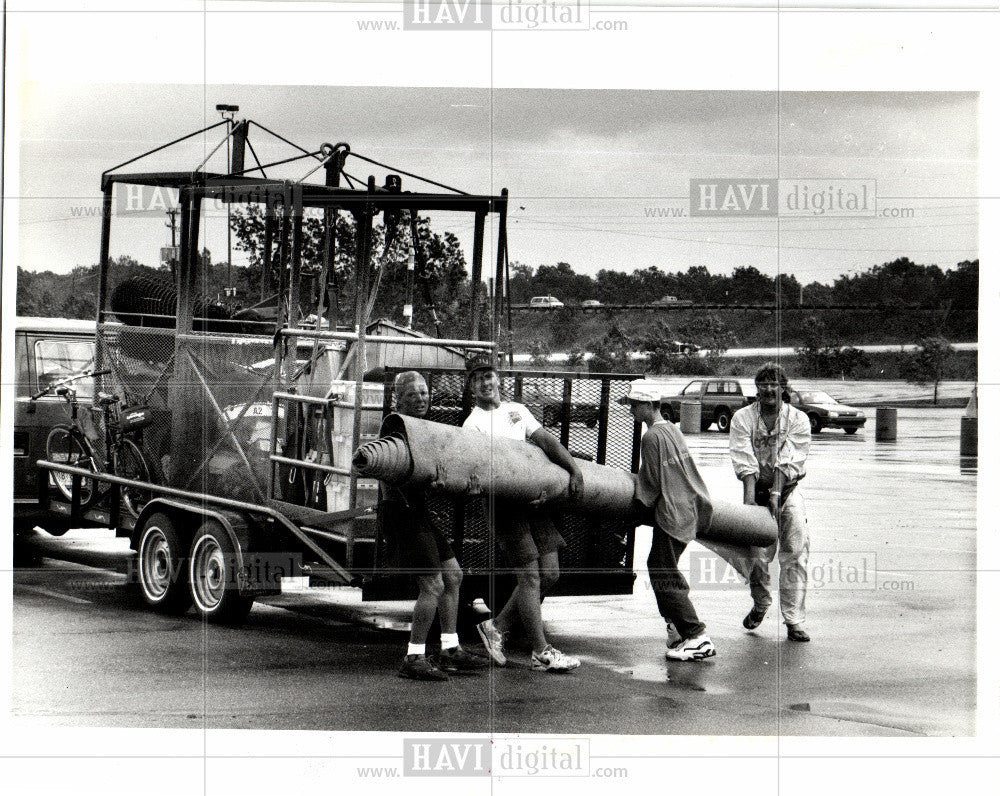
[15,333,96,500]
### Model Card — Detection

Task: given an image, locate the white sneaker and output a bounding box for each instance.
[664,634,716,661]
[531,645,581,672]
[666,623,682,649]
[471,598,491,616]
[476,620,507,666]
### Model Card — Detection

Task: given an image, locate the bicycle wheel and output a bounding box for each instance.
[117,438,155,518]
[45,425,97,506]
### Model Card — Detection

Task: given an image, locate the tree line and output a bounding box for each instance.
[17,208,977,358]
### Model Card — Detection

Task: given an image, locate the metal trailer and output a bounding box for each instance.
[34,117,643,625]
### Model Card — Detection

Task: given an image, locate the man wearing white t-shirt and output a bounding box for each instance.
[463,356,583,673]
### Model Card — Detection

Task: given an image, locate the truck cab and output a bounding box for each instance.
[13,317,96,531]
[659,378,749,432]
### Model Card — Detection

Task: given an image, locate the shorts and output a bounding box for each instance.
[492,499,566,568]
[380,499,455,574]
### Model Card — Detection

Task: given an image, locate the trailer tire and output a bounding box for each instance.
[188,520,254,624]
[136,512,192,614]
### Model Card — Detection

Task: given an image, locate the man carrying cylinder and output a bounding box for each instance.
[382,371,488,680]
[626,381,717,661]
[715,363,812,642]
[463,355,583,673]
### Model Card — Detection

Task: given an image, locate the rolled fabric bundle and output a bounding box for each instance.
[354,414,635,513]
[699,500,778,548]
[353,414,777,547]
[352,435,413,482]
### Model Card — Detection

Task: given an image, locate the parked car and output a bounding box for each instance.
[788,388,867,434]
[529,295,565,308]
[521,383,600,429]
[659,378,751,432]
[581,299,603,308]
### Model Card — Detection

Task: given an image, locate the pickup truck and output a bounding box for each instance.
[659,378,752,432]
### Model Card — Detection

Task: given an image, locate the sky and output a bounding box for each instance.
[15,85,978,285]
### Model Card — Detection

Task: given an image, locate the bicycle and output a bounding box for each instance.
[33,369,159,518]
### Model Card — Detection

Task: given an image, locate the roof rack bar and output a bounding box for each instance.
[347,151,469,196]
[101,119,230,183]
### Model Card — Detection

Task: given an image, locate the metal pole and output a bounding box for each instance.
[469,210,486,341]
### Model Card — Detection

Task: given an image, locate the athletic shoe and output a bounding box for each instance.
[476,620,507,666]
[743,605,769,630]
[664,634,716,661]
[437,646,489,672]
[471,598,491,616]
[666,622,682,649]
[787,625,811,642]
[399,654,449,681]
[530,645,581,672]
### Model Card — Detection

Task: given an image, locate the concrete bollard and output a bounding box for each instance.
[960,417,977,457]
[680,401,701,435]
[875,406,897,441]
[960,387,977,457]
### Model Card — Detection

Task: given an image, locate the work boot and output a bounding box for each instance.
[743,605,769,630]
[786,625,811,642]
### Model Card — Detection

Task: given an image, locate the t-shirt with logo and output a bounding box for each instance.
[463,401,541,442]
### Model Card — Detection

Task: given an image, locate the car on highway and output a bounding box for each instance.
[529,295,565,308]
[581,299,603,308]
[787,388,867,434]
[653,295,694,307]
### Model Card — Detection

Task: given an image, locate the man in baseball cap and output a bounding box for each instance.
[463,352,583,672]
[626,380,716,661]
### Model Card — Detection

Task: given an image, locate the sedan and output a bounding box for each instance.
[581,299,603,308]
[788,389,867,434]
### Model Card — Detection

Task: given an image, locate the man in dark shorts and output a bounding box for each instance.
[382,371,487,681]
[463,356,583,672]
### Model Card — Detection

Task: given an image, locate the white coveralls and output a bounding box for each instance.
[713,401,811,627]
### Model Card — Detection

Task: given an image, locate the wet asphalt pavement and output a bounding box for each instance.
[10,408,976,737]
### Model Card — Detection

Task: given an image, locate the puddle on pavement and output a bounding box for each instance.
[603,658,731,695]
[787,700,953,735]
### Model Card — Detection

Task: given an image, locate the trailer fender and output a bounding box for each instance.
[131,498,254,590]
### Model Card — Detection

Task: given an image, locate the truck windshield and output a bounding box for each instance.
[34,339,96,399]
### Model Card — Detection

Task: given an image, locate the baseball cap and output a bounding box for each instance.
[619,379,662,404]
[465,352,499,377]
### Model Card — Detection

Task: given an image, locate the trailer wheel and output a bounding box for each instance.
[136,513,192,614]
[188,521,254,624]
